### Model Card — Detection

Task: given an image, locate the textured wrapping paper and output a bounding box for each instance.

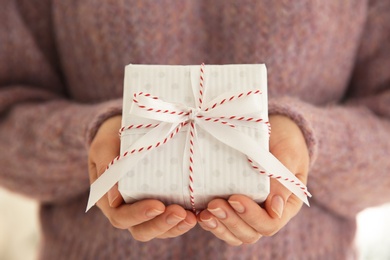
[86,64,311,212]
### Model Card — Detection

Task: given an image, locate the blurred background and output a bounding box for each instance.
[0,187,389,260]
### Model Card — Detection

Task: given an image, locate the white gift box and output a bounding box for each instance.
[117,64,270,210]
[86,64,311,212]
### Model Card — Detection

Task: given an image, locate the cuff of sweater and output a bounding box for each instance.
[85,98,123,148]
[268,96,318,167]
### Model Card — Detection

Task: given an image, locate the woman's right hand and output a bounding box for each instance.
[88,116,197,241]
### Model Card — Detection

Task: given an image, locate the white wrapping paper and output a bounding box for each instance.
[86,64,311,212]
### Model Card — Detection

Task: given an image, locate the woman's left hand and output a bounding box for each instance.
[197,115,310,245]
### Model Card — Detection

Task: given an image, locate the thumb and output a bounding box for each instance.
[264,179,291,219]
[265,144,298,219]
[265,114,309,219]
[88,116,124,208]
[94,138,124,208]
[108,184,123,208]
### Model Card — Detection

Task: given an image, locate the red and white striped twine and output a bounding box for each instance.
[218,116,270,135]
[133,92,190,117]
[196,116,236,128]
[119,123,159,136]
[266,121,271,136]
[188,121,196,212]
[107,121,187,171]
[247,158,309,196]
[198,63,205,109]
[190,62,204,211]
[204,89,262,112]
[220,115,264,122]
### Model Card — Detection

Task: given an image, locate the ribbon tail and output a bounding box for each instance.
[86,122,181,212]
[252,149,311,206]
[86,153,143,212]
[197,120,311,206]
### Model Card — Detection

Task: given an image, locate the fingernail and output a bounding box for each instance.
[177,220,193,231]
[208,207,227,219]
[166,214,185,225]
[228,200,245,214]
[201,217,217,229]
[109,195,119,207]
[145,209,164,218]
[271,195,284,219]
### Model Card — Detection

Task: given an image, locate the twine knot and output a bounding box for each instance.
[188,107,201,121]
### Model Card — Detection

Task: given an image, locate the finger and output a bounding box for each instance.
[198,210,243,246]
[88,158,123,208]
[228,194,303,237]
[93,136,120,178]
[264,178,292,219]
[267,140,306,219]
[207,199,262,244]
[89,135,121,206]
[227,194,283,236]
[129,204,187,242]
[88,136,119,182]
[107,184,124,208]
[88,161,99,184]
[98,198,165,230]
[156,210,197,239]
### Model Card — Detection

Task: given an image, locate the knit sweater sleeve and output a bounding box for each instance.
[0,0,122,203]
[269,0,390,219]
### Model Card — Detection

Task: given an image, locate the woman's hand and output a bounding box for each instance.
[88,116,197,241]
[198,115,310,245]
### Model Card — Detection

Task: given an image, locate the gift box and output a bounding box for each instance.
[86,64,311,212]
[118,64,269,211]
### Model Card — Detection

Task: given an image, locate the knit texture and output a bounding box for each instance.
[1,0,389,259]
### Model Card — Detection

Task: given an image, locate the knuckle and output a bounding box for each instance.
[146,217,166,231]
[262,226,280,236]
[228,219,241,230]
[133,222,166,241]
[213,225,227,237]
[107,215,125,230]
[263,229,278,237]
[130,230,152,242]
[261,222,281,237]
[156,234,172,240]
[242,233,261,244]
[228,240,243,247]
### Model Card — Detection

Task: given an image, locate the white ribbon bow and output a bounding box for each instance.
[86,65,311,212]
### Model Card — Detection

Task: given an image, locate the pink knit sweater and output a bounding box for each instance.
[1,0,389,259]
